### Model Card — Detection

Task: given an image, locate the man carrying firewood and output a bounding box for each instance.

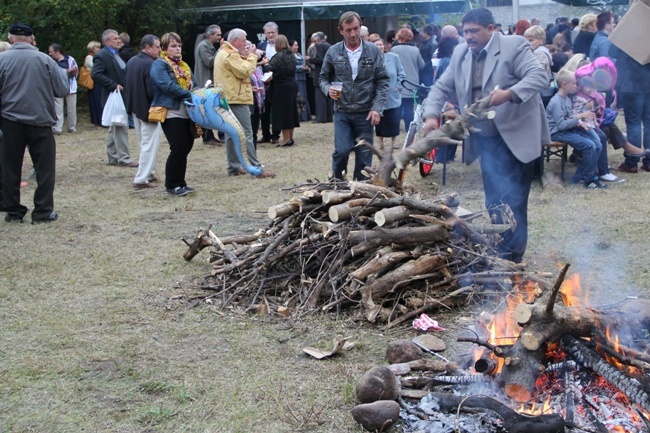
[422,8,550,263]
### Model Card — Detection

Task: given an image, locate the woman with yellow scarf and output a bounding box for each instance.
[150,32,197,196]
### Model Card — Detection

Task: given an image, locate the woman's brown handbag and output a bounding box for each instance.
[148,106,168,123]
[78,66,94,89]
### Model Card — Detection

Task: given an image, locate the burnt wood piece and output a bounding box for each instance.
[426,374,495,386]
[564,370,575,427]
[545,263,570,316]
[561,335,650,412]
[424,392,566,433]
[590,326,650,370]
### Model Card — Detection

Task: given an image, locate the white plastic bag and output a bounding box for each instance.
[101,89,128,127]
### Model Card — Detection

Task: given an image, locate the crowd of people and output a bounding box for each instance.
[1,6,649,266]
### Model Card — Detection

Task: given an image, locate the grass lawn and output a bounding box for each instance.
[1,105,648,432]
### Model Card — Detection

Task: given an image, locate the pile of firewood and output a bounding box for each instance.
[182,179,551,325]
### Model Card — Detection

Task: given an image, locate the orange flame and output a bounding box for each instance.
[559,272,587,307]
[473,281,538,373]
[515,395,552,415]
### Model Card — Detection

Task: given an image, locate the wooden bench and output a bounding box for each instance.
[538,141,568,182]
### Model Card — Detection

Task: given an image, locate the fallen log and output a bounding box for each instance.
[321,190,353,205]
[374,205,425,227]
[268,202,299,219]
[348,224,449,246]
[348,249,412,281]
[328,198,373,222]
[362,254,446,300]
[349,181,400,199]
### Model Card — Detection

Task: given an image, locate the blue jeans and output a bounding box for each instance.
[622,91,650,167]
[332,111,374,180]
[401,97,415,133]
[477,133,534,264]
[552,128,601,183]
[595,128,610,176]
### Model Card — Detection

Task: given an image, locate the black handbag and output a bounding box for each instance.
[296,91,305,116]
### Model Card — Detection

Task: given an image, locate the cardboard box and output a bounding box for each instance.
[608,0,650,65]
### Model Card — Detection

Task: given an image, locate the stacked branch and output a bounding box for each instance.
[184,180,536,322]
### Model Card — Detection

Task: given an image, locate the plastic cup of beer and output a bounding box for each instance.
[331,82,343,100]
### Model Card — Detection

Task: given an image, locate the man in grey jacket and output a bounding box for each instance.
[422,8,550,263]
[320,11,389,180]
[0,23,69,224]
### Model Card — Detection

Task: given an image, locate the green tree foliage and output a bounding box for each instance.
[0,0,201,61]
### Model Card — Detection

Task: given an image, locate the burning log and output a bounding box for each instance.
[417,392,567,433]
[501,341,546,402]
[513,301,606,352]
[561,335,650,412]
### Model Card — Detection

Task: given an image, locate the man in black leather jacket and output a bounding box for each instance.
[319,11,389,180]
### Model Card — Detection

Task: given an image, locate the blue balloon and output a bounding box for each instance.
[185,87,262,176]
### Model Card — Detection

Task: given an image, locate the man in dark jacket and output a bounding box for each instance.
[320,11,389,181]
[125,34,162,189]
[308,32,332,123]
[257,21,281,144]
[610,42,650,173]
[0,23,69,223]
[419,25,438,86]
[91,29,137,167]
[118,33,136,63]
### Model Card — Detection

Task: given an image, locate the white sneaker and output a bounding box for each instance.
[600,173,625,183]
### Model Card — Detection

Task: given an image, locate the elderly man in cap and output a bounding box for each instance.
[0,23,69,223]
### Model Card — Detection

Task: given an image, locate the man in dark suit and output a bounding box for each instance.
[91,29,137,167]
[257,21,281,143]
[308,32,332,123]
[125,34,162,189]
[423,8,550,263]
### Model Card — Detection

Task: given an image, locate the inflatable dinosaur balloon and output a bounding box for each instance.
[185,87,262,176]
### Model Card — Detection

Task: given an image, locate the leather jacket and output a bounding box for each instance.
[319,40,389,114]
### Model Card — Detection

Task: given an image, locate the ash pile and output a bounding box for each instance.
[350,268,650,433]
[182,179,544,323]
